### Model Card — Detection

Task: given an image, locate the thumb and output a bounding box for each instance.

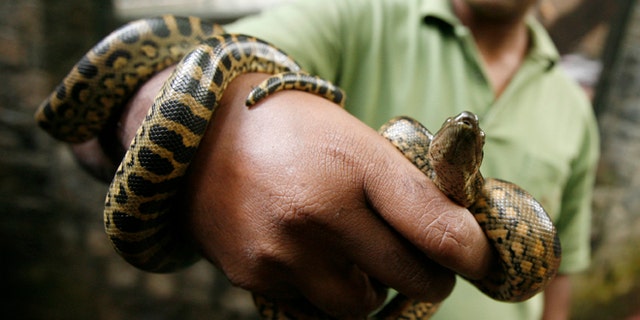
[362,133,494,280]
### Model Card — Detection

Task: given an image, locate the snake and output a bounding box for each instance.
[34,15,561,319]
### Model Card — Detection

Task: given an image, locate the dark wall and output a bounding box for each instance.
[0,0,256,319]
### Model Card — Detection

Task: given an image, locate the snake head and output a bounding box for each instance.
[429,111,486,206]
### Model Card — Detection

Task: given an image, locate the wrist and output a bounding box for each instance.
[68,66,175,182]
[117,66,176,150]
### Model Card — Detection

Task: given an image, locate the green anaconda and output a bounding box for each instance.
[35,15,561,320]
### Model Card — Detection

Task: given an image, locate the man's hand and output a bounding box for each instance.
[109,70,494,318]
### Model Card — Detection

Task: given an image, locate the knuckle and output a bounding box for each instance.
[265,178,351,231]
[317,269,386,318]
[389,252,455,302]
[422,216,460,255]
[415,267,455,302]
[417,200,469,263]
[222,240,292,293]
[416,202,490,279]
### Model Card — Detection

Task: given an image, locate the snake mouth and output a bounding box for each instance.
[431,111,486,174]
[454,111,478,129]
[453,111,486,142]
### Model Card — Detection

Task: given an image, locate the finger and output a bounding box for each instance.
[227,223,388,319]
[333,206,456,303]
[265,225,389,318]
[362,136,495,280]
[289,246,388,318]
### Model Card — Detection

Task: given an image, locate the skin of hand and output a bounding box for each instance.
[109,68,495,318]
[542,275,571,320]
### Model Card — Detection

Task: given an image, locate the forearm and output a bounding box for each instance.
[542,275,572,320]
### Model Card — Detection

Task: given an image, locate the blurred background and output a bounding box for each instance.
[1,0,639,319]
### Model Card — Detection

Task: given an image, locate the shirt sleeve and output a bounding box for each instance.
[223,0,350,81]
[555,111,599,274]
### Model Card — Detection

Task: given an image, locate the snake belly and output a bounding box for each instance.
[375,113,562,319]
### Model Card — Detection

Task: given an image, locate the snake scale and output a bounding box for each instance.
[35,15,561,319]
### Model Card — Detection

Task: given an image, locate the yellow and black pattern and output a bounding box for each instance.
[374,295,439,320]
[377,112,561,317]
[247,72,345,107]
[103,32,347,272]
[35,14,560,320]
[469,178,561,301]
[36,15,224,142]
[34,15,346,274]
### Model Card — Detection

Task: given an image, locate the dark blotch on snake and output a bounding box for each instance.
[93,39,111,56]
[55,83,66,100]
[169,72,200,95]
[242,43,253,58]
[332,89,344,103]
[199,20,214,35]
[114,184,128,205]
[77,56,99,79]
[265,76,281,88]
[111,213,172,247]
[157,101,208,135]
[118,27,140,44]
[70,82,89,104]
[148,124,200,164]
[212,69,224,88]
[111,210,148,234]
[127,173,180,197]
[229,45,243,62]
[106,50,132,68]
[176,18,193,36]
[148,17,171,38]
[138,146,175,176]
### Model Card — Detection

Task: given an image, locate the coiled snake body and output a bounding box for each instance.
[35,15,561,319]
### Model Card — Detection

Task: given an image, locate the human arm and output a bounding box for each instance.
[98,67,496,317]
[542,275,572,320]
[540,93,599,320]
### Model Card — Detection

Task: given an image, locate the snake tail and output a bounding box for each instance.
[34,15,224,143]
[247,72,346,107]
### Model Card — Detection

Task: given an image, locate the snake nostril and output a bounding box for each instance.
[455,111,478,128]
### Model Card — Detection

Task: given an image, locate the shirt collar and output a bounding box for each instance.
[420,0,559,68]
[420,0,459,27]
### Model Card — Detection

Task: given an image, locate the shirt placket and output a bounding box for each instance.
[452,25,496,120]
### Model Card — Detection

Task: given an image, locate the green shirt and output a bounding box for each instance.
[226,0,599,318]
